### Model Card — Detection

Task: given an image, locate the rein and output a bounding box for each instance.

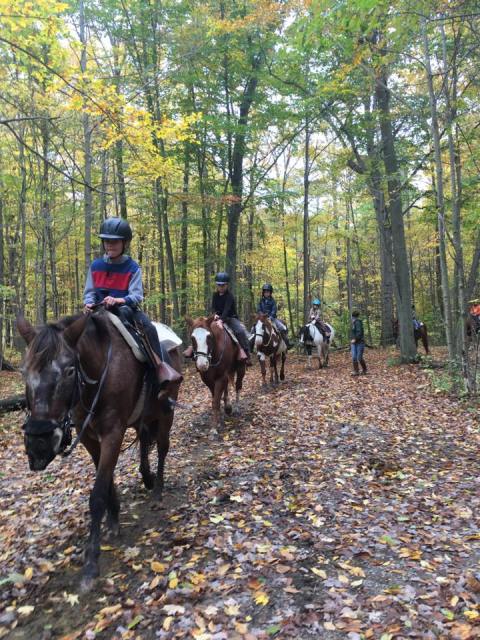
[256,323,275,348]
[62,341,113,457]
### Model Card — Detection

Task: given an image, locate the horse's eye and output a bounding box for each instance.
[65,366,76,378]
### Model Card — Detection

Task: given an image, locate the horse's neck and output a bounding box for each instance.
[210,324,224,352]
[77,318,112,375]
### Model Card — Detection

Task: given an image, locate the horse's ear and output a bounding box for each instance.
[63,313,90,348]
[206,314,215,325]
[185,316,194,330]
[16,316,36,345]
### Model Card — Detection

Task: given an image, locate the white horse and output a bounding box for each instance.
[300,321,335,369]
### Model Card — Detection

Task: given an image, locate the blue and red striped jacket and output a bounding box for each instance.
[83,255,143,307]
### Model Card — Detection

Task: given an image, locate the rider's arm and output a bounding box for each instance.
[83,266,97,305]
[124,268,144,307]
[270,299,277,318]
[220,292,235,321]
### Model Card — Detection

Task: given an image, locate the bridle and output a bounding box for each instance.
[255,321,274,348]
[192,327,227,368]
[22,341,113,458]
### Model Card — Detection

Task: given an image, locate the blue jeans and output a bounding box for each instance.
[351,342,365,362]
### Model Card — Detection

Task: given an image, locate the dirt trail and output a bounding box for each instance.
[1,349,480,639]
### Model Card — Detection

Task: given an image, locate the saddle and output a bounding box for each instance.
[106,311,182,364]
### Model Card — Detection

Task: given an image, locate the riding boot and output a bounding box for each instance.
[360,359,367,375]
[237,346,252,367]
[154,357,183,400]
[351,361,360,376]
[183,345,194,358]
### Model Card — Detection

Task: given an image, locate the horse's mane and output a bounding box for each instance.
[25,317,79,371]
[191,315,215,329]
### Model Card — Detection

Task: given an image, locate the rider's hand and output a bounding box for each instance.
[351,339,355,344]
[103,296,125,308]
[83,303,94,314]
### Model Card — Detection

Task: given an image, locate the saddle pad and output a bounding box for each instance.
[153,321,183,350]
[223,323,239,344]
[106,312,147,362]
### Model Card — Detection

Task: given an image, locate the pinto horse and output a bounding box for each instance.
[300,321,335,369]
[393,319,429,354]
[17,309,182,591]
[254,313,287,385]
[186,316,246,429]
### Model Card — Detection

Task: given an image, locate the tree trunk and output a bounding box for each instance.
[225,64,261,289]
[303,117,311,322]
[80,0,93,272]
[180,146,189,317]
[422,18,454,360]
[375,67,416,361]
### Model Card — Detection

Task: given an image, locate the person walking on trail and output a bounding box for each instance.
[257,283,291,349]
[183,272,252,365]
[83,217,182,395]
[309,298,331,342]
[350,310,367,376]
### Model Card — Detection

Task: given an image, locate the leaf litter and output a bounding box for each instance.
[0,348,479,638]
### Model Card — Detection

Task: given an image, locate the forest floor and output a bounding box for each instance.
[0,348,480,640]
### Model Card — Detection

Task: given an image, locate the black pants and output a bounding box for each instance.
[116,305,165,362]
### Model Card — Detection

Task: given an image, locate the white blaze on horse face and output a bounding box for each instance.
[192,327,211,372]
[255,320,264,348]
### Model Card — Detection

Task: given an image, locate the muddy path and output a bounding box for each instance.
[1,350,480,639]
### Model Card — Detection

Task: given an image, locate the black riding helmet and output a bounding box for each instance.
[262,283,273,293]
[99,217,133,242]
[215,272,230,285]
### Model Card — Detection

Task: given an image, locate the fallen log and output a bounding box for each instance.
[0,394,27,413]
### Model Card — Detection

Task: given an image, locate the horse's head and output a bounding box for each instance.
[17,314,89,470]
[254,313,271,349]
[188,316,216,373]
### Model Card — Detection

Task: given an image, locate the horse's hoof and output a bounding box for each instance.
[141,472,155,491]
[225,404,233,416]
[105,522,120,539]
[80,573,97,593]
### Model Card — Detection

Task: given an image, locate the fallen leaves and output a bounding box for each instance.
[1,350,480,638]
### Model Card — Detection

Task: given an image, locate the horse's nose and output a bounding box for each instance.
[255,336,263,347]
[196,357,209,372]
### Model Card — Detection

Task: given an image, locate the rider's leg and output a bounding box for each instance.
[274,318,291,349]
[228,318,252,365]
[134,311,183,391]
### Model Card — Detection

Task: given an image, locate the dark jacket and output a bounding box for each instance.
[211,290,238,321]
[257,296,277,318]
[350,318,364,343]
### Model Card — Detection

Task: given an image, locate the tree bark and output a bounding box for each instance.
[375,67,416,361]
[422,18,454,360]
[303,117,311,323]
[80,0,93,271]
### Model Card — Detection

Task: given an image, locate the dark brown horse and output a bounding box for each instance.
[186,316,246,430]
[254,313,287,385]
[17,309,182,591]
[393,318,429,354]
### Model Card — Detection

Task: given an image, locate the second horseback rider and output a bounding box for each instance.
[83,217,182,397]
[257,284,291,349]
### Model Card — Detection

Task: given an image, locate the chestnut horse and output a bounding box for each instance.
[186,316,246,429]
[17,309,182,591]
[254,313,287,385]
[393,318,429,354]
